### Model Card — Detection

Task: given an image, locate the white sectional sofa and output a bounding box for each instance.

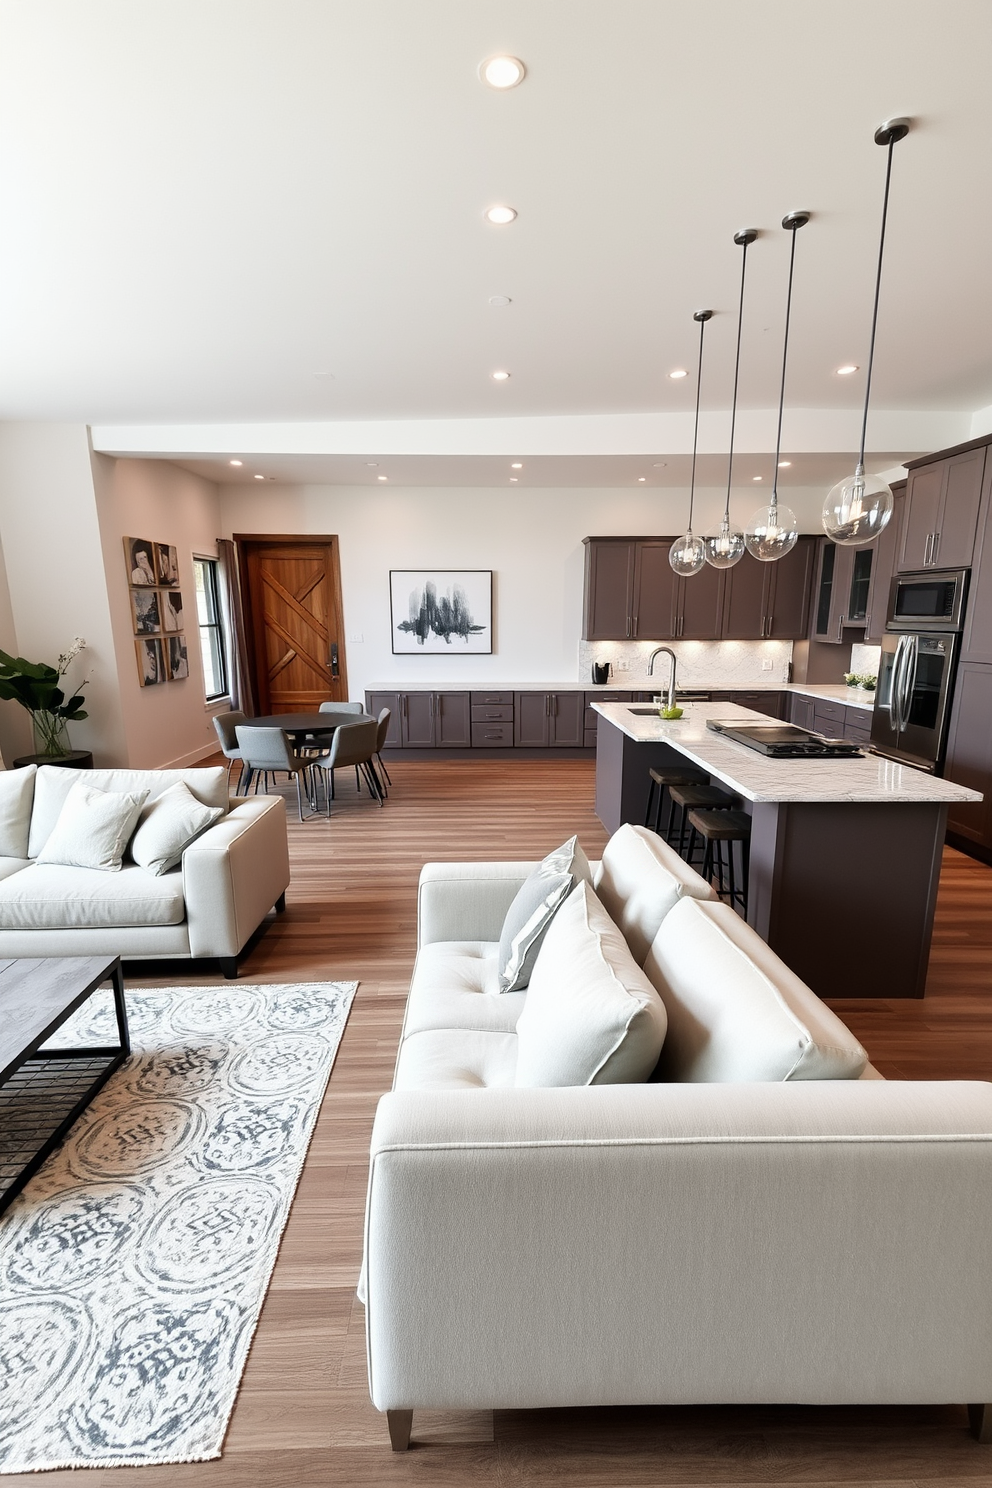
[0,764,290,977]
[364,825,992,1450]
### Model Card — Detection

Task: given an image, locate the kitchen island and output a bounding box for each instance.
[592,701,984,1000]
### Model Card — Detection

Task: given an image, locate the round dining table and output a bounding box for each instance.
[240,711,374,738]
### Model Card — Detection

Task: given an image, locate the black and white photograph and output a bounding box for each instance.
[135,637,166,686]
[166,635,189,680]
[389,570,492,654]
[125,536,156,587]
[155,542,180,586]
[131,588,161,635]
[160,589,184,632]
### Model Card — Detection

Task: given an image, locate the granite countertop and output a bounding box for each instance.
[592,701,982,805]
[363,681,877,710]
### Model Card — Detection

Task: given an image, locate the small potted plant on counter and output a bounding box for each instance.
[0,638,89,758]
[843,672,877,693]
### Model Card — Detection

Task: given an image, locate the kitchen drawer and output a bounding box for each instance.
[584,689,639,704]
[471,721,514,747]
[811,699,846,727]
[471,703,514,722]
[843,706,873,738]
[471,690,514,706]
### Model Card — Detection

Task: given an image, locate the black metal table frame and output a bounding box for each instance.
[0,957,129,1216]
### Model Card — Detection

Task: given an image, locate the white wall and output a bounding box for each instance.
[91,455,223,768]
[0,423,128,764]
[220,481,832,697]
[0,532,31,764]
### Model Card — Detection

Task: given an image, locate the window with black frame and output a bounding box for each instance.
[193,556,229,701]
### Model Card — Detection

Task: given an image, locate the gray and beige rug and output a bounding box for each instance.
[0,979,357,1473]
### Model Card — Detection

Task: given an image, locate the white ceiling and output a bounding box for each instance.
[3,0,992,484]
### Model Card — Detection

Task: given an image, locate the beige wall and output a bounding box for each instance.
[91,455,223,768]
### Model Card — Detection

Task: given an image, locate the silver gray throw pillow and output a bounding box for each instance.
[498,835,593,993]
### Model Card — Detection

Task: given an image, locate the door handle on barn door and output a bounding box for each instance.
[329,642,339,678]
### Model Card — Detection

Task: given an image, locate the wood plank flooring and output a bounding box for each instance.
[5,757,992,1488]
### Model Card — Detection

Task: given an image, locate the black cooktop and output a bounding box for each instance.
[705,720,864,758]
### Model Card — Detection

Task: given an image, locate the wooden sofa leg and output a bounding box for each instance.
[387,1410,413,1451]
[969,1404,992,1442]
[218,956,239,980]
[275,892,287,913]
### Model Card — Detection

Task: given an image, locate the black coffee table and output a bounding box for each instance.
[0,956,128,1215]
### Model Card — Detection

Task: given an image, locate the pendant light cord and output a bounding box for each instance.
[771,225,800,509]
[858,138,897,469]
[724,234,752,524]
[687,313,708,532]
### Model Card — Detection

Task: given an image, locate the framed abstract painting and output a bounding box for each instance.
[389,570,493,654]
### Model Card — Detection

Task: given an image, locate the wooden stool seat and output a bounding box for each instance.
[666,783,740,859]
[644,766,710,835]
[685,808,752,912]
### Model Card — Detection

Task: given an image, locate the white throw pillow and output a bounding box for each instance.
[0,765,36,859]
[34,781,149,873]
[129,780,225,876]
[514,882,668,1087]
[497,835,594,993]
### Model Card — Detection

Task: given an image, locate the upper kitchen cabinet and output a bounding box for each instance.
[863,480,905,642]
[812,539,872,644]
[722,538,816,640]
[961,453,992,665]
[675,559,725,639]
[582,538,677,640]
[899,443,986,571]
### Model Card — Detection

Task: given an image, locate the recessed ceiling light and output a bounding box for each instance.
[669,369,688,380]
[752,475,762,481]
[479,55,526,89]
[778,460,791,468]
[485,205,517,225]
[229,459,242,467]
[489,295,511,307]
[510,477,518,482]
[254,474,265,480]
[378,475,388,481]
[836,364,859,375]
[638,477,646,482]
[491,370,510,381]
[511,462,522,468]
[652,462,667,468]
[366,462,378,468]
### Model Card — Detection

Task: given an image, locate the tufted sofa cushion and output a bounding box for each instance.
[402,941,526,1037]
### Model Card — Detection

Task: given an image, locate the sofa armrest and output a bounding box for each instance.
[182,795,290,957]
[417,861,536,947]
[365,1080,992,1413]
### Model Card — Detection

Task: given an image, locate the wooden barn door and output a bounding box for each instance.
[236,535,348,713]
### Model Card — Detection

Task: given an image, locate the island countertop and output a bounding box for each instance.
[592,701,983,806]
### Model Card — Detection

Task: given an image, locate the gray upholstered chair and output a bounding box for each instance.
[374,707,392,791]
[235,725,315,821]
[213,709,247,792]
[319,700,364,714]
[311,719,384,814]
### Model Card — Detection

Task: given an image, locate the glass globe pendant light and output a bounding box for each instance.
[745,211,808,560]
[822,117,910,546]
[704,228,756,570]
[669,309,712,577]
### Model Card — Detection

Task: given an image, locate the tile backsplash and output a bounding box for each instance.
[579,638,793,688]
[848,643,881,679]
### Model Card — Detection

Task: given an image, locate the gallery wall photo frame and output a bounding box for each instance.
[389,570,493,654]
[136,637,166,686]
[124,536,189,683]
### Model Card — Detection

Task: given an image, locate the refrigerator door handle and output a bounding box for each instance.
[888,636,908,731]
[898,635,919,734]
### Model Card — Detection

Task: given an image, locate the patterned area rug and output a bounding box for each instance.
[0,979,357,1474]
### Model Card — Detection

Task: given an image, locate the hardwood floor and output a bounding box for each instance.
[7,758,992,1487]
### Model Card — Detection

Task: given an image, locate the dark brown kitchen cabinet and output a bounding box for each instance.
[676,561,725,639]
[633,541,679,638]
[366,691,402,747]
[812,539,872,643]
[730,691,788,720]
[961,454,992,665]
[514,691,585,747]
[864,481,905,642]
[790,694,816,730]
[582,538,679,640]
[899,445,986,571]
[394,691,471,747]
[722,538,816,640]
[943,662,992,853]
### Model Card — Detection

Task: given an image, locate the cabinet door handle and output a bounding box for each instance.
[402,695,408,716]
[932,531,940,565]
[545,696,550,716]
[765,614,773,636]
[625,617,631,637]
[923,533,930,566]
[836,613,845,642]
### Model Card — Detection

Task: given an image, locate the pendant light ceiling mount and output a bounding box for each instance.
[822,117,912,546]
[669,309,714,577]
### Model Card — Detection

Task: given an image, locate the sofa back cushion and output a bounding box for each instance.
[593,822,718,966]
[643,896,868,1082]
[515,882,668,1087]
[28,766,228,859]
[0,765,36,859]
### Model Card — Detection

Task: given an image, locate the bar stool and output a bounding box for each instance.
[644,765,709,836]
[666,783,740,862]
[686,807,752,914]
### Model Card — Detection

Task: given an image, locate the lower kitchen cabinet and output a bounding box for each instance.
[730,691,787,720]
[790,694,816,730]
[365,692,402,746]
[365,690,470,748]
[943,662,992,852]
[515,691,585,748]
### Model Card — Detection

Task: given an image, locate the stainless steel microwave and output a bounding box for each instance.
[886,568,969,633]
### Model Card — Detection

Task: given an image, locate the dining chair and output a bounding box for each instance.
[319,700,364,714]
[235,725,315,821]
[311,719,384,815]
[213,710,247,792]
[374,707,392,791]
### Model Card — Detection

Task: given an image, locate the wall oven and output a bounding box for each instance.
[887,568,969,632]
[870,631,961,772]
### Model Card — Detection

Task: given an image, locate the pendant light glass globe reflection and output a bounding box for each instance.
[670,530,707,575]
[744,501,800,561]
[704,516,746,569]
[822,465,893,545]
